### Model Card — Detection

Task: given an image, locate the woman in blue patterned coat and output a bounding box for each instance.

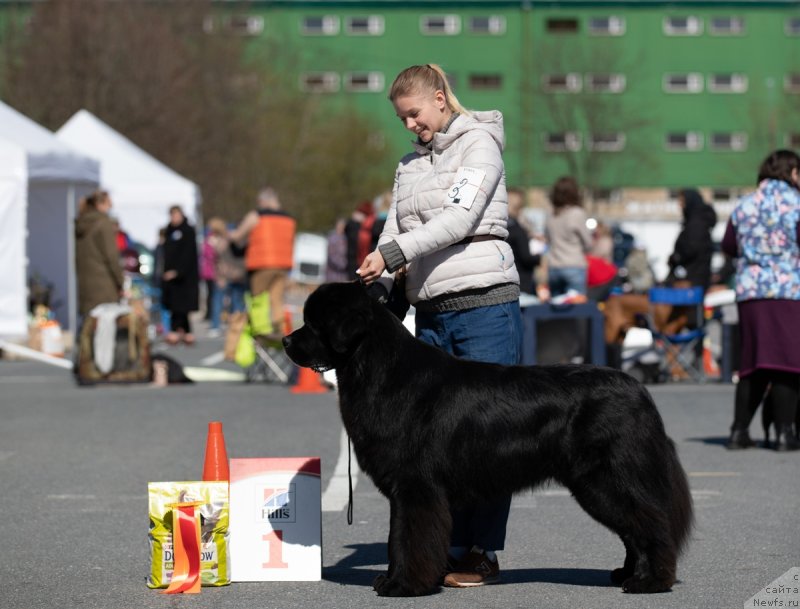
[723,149,800,451]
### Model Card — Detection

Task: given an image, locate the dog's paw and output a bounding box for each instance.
[372,574,428,597]
[622,575,674,594]
[610,567,633,586]
[373,574,389,593]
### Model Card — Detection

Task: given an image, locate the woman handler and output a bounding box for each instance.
[358,64,521,587]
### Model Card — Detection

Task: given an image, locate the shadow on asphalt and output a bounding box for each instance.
[685,436,730,446]
[324,542,387,587]
[502,567,614,587]
[324,543,615,590]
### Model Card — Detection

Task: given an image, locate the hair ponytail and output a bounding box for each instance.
[81,189,109,210]
[388,63,470,116]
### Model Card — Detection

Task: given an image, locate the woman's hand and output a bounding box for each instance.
[356,251,386,284]
[163,270,178,282]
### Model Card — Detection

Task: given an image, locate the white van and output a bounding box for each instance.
[291,232,328,284]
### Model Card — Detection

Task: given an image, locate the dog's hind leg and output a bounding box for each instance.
[570,484,677,593]
[619,535,678,594]
[610,537,637,586]
[373,487,451,597]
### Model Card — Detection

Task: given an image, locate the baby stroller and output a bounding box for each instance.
[229,292,296,384]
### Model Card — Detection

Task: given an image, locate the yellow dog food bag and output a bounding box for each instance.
[147,481,230,588]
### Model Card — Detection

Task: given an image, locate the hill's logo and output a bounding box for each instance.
[259,484,296,523]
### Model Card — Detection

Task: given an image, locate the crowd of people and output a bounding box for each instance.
[72,65,799,494]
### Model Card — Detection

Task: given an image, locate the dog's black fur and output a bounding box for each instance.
[283,282,693,597]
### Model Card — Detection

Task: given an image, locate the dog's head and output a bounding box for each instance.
[282,282,375,372]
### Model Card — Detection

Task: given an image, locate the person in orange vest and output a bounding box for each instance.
[230,188,296,336]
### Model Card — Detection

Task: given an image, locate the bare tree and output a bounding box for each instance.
[0,0,392,232]
[531,39,658,204]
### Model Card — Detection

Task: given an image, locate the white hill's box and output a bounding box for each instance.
[229,457,321,581]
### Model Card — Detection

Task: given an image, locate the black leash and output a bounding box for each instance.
[347,436,354,525]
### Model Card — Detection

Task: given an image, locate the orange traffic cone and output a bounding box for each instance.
[703,346,720,378]
[290,367,328,394]
[202,421,230,481]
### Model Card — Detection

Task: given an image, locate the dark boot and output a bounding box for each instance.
[605,343,622,370]
[726,427,756,450]
[774,425,800,452]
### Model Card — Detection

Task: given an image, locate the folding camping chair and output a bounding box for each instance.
[629,286,707,383]
[236,292,295,384]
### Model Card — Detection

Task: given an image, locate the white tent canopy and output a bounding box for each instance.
[0,138,29,338]
[57,109,201,249]
[0,101,100,337]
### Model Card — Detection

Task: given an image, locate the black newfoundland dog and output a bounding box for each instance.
[283,282,693,597]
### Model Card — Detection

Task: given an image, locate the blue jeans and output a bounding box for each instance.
[210,282,247,329]
[415,301,523,551]
[548,266,587,297]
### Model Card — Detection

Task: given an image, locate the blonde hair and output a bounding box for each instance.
[207,217,227,235]
[388,64,470,116]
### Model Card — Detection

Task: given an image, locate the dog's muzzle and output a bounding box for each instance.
[282,335,333,373]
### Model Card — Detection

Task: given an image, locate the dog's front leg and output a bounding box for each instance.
[373,488,451,597]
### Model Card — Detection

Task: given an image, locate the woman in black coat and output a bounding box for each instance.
[667,188,717,290]
[162,206,200,345]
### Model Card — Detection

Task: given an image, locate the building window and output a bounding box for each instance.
[468,74,503,90]
[226,15,264,35]
[709,16,745,35]
[299,72,340,93]
[663,16,703,36]
[710,132,747,151]
[708,73,748,93]
[345,16,384,35]
[588,16,625,36]
[665,132,703,151]
[785,73,800,93]
[546,18,579,34]
[344,72,384,92]
[545,132,581,151]
[663,73,703,93]
[787,133,800,148]
[711,188,735,201]
[543,73,582,92]
[301,16,340,35]
[786,17,800,36]
[420,15,460,35]
[585,73,626,93]
[468,15,506,35]
[590,188,622,202]
[588,133,626,151]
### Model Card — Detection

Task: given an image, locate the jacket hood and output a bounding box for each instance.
[412,111,505,155]
[681,188,717,228]
[75,209,109,238]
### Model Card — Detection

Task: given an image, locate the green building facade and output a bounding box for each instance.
[2,0,798,201]
[206,0,800,200]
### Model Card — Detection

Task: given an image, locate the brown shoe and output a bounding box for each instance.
[443,548,499,588]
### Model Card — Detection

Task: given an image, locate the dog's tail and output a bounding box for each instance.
[665,437,694,556]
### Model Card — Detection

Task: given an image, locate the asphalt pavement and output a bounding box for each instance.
[1,327,798,609]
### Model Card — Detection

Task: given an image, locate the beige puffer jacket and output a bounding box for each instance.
[378,111,519,304]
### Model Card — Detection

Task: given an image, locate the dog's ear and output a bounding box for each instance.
[328,309,373,354]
